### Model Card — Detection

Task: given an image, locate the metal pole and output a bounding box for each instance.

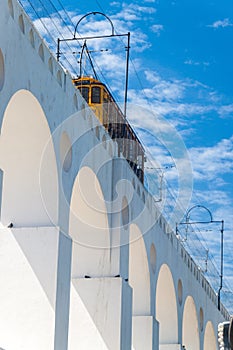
[124,32,130,118]
[57,38,60,61]
[218,220,224,310]
[177,212,225,311]
[79,41,86,77]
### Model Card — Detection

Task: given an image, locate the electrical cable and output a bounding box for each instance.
[46,0,75,37]
[19,0,80,74]
[36,0,79,72]
[55,0,77,28]
[18,0,233,305]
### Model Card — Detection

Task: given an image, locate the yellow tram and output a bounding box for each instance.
[73,76,145,183]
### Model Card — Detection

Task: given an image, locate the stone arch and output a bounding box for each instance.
[156,264,178,344]
[68,166,112,349]
[0,89,58,226]
[182,296,200,350]
[69,166,110,277]
[203,321,217,350]
[0,90,59,348]
[129,224,150,315]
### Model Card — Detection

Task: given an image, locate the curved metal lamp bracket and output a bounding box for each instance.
[176,204,224,311]
[57,11,130,118]
[74,12,115,38]
[185,204,213,223]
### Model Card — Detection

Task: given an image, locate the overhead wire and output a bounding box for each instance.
[55,0,77,28]
[60,1,233,302]
[124,41,231,296]
[88,9,192,229]
[46,0,74,37]
[52,0,122,84]
[18,0,56,45]
[126,58,231,300]
[51,0,119,83]
[18,0,233,304]
[34,0,80,72]
[124,73,224,291]
[19,0,81,74]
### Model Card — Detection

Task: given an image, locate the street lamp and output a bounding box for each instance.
[56,11,130,119]
[176,205,224,310]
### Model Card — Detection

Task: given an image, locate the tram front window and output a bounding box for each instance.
[78,87,89,103]
[91,86,101,104]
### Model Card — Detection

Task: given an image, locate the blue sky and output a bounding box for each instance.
[20,0,233,311]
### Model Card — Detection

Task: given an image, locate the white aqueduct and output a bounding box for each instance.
[0,0,230,349]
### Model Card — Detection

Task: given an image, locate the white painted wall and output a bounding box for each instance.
[0,1,230,350]
[132,316,159,350]
[68,278,132,350]
[0,226,59,350]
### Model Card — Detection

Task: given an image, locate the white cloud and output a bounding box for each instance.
[19,0,233,309]
[218,104,233,118]
[194,189,232,207]
[144,70,186,101]
[113,3,156,22]
[184,59,210,67]
[150,24,164,36]
[130,31,152,52]
[190,136,233,182]
[32,9,151,77]
[207,18,233,29]
[126,70,233,129]
[110,2,121,7]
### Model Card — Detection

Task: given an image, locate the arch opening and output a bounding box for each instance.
[156,264,178,344]
[178,279,183,305]
[29,29,35,48]
[48,57,53,74]
[129,224,151,315]
[182,296,200,350]
[38,44,44,61]
[203,321,217,350]
[69,166,110,277]
[57,70,62,86]
[68,167,113,349]
[8,0,14,18]
[0,89,58,226]
[18,14,25,34]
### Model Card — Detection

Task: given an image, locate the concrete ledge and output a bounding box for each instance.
[159,344,182,350]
